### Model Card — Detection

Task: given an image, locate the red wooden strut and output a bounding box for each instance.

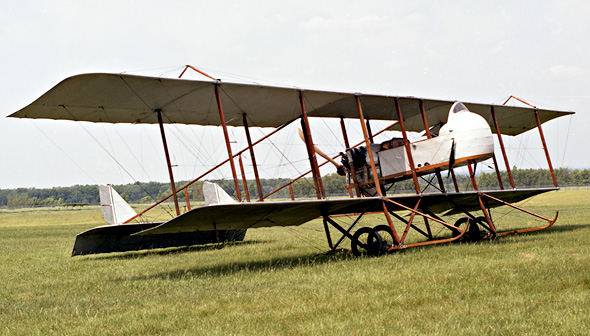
[395,98,421,194]
[339,117,361,197]
[366,119,374,144]
[491,154,505,190]
[419,100,432,138]
[399,199,422,243]
[299,91,325,199]
[419,99,446,193]
[355,95,383,197]
[156,109,180,216]
[382,198,464,233]
[238,155,250,202]
[214,82,242,201]
[355,96,401,241]
[467,161,497,233]
[178,65,216,81]
[184,188,191,211]
[490,106,515,189]
[243,114,264,201]
[480,192,558,236]
[535,109,559,187]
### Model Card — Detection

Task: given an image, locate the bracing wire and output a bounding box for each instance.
[186,65,301,89]
[60,106,175,219]
[281,226,326,253]
[120,65,186,77]
[110,124,154,182]
[99,123,123,182]
[560,113,574,167]
[28,120,98,184]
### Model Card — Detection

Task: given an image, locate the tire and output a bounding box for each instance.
[373,224,395,248]
[453,217,484,241]
[453,217,469,238]
[351,227,383,256]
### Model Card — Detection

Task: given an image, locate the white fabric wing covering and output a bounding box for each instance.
[9,73,574,135]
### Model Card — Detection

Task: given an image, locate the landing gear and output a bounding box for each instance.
[351,227,383,256]
[453,216,486,241]
[372,225,395,249]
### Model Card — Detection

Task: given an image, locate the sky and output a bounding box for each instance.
[1,0,588,189]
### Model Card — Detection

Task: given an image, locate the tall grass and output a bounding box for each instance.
[1,190,589,335]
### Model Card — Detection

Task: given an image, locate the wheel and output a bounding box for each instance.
[469,216,487,241]
[351,227,383,256]
[373,225,395,249]
[453,217,484,241]
[452,217,469,237]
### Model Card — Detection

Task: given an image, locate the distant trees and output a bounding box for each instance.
[476,167,589,189]
[0,185,97,207]
[1,168,589,208]
[4,193,63,207]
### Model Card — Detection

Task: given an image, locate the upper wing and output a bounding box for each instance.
[9,73,573,135]
[136,188,556,235]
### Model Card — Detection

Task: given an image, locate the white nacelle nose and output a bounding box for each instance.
[440,102,491,136]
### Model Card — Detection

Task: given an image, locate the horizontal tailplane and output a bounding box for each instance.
[71,223,247,256]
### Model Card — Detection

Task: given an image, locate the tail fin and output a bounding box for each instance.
[99,184,138,225]
[202,182,237,205]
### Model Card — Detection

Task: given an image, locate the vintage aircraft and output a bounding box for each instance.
[9,66,574,256]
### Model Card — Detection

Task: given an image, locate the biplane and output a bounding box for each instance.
[9,66,574,256]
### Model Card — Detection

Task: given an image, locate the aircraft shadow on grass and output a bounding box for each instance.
[487,222,589,243]
[127,253,352,281]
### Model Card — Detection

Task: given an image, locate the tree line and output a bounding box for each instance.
[1,167,589,208]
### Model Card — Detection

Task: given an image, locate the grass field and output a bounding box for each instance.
[1,189,589,335]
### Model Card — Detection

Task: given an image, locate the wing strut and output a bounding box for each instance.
[355,95,383,197]
[535,109,558,187]
[491,106,516,188]
[299,91,325,199]
[339,117,361,197]
[243,114,264,201]
[215,82,242,201]
[178,65,216,80]
[419,99,446,193]
[355,95,399,241]
[395,98,421,194]
[156,109,180,216]
[467,160,497,232]
[491,154,505,190]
